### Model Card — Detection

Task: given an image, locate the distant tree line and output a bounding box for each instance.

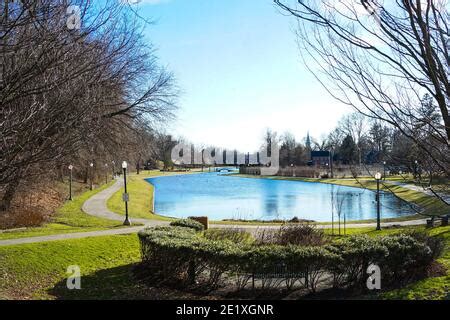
[268,93,446,175]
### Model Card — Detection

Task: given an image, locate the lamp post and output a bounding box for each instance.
[291,164,295,177]
[104,163,108,184]
[414,160,419,179]
[68,165,73,201]
[122,161,131,226]
[383,161,386,180]
[89,162,94,191]
[375,172,382,231]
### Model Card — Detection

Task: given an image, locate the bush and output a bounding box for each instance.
[137,226,442,293]
[255,224,328,246]
[138,226,239,289]
[170,218,205,231]
[376,234,437,285]
[407,231,445,260]
[204,228,253,245]
[325,233,442,289]
[325,235,388,288]
[276,224,328,246]
[0,207,49,229]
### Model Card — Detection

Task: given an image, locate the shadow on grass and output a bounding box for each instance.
[48,264,196,300]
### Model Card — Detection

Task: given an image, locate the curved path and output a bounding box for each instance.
[0,177,429,246]
[82,179,166,227]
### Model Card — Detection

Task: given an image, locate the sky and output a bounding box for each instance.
[136,0,352,151]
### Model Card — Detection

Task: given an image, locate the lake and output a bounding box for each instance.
[146,172,415,222]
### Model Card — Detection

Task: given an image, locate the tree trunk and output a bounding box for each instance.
[83,167,88,183]
[0,181,19,212]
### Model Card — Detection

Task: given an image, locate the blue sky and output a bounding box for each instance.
[137,0,351,151]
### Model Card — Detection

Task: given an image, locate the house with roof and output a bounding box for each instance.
[310,150,331,166]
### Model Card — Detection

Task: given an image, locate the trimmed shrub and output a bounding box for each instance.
[376,234,436,285]
[325,235,388,288]
[170,218,205,231]
[137,226,199,285]
[137,226,442,294]
[407,231,445,260]
[204,228,253,245]
[276,224,328,246]
[255,224,328,246]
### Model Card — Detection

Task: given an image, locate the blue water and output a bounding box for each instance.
[146,173,415,222]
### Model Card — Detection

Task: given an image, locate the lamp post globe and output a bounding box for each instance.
[375,172,382,230]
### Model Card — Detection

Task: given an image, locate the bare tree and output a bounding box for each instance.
[0,1,177,212]
[337,113,368,165]
[275,0,449,204]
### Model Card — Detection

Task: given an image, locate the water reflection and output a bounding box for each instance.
[147,173,415,222]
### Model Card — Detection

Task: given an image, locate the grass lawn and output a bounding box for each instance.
[107,170,197,221]
[0,225,448,300]
[0,181,134,240]
[0,234,195,300]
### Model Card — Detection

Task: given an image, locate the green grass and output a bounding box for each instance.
[0,234,141,299]
[107,170,196,221]
[0,225,448,300]
[0,182,132,240]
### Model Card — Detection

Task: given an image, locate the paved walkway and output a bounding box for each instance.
[0,177,431,247]
[0,227,145,246]
[386,181,450,203]
[81,179,166,226]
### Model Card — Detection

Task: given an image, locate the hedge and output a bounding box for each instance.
[169,218,205,231]
[137,226,442,293]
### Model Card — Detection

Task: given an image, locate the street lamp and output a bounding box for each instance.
[375,172,382,231]
[122,161,131,226]
[68,165,73,201]
[104,163,108,184]
[291,164,295,177]
[383,161,387,180]
[89,162,94,191]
